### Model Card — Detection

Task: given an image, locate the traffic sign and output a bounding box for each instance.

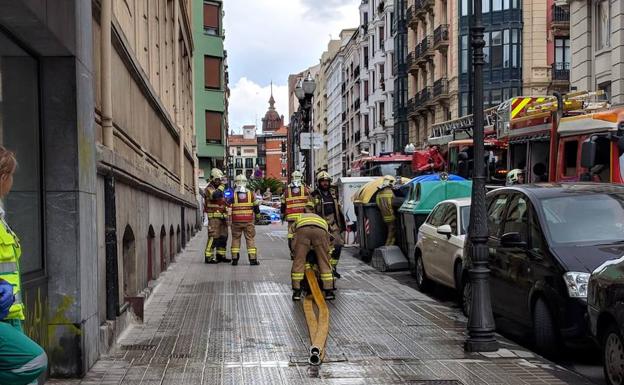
[299,133,323,150]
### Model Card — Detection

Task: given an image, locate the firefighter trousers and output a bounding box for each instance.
[230,222,257,260]
[326,216,344,269]
[205,218,228,261]
[0,320,47,385]
[291,226,334,291]
[384,221,396,246]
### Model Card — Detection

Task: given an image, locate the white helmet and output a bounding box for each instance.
[506,169,525,186]
[380,175,396,189]
[211,168,224,180]
[234,174,248,191]
[292,170,303,187]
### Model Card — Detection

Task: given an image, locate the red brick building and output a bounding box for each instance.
[258,87,288,183]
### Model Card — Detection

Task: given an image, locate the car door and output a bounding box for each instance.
[497,193,532,325]
[437,203,462,288]
[526,203,556,316]
[486,193,510,315]
[420,203,447,283]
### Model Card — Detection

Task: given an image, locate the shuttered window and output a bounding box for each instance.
[205,111,223,143]
[204,56,221,89]
[203,2,219,35]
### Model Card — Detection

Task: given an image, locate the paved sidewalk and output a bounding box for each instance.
[49,224,592,385]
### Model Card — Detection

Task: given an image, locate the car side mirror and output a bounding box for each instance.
[581,140,597,169]
[437,224,453,239]
[500,232,527,248]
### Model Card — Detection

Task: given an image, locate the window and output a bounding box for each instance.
[380,63,385,78]
[483,32,490,64]
[245,158,254,169]
[555,38,570,69]
[205,111,223,143]
[281,169,287,177]
[236,169,243,176]
[491,31,503,67]
[460,92,470,117]
[364,46,369,68]
[364,12,369,25]
[204,56,222,89]
[281,141,286,152]
[599,81,612,102]
[462,0,469,16]
[203,2,220,35]
[503,30,510,68]
[503,194,528,242]
[483,0,490,13]
[511,29,520,68]
[461,35,469,73]
[493,0,502,11]
[379,102,385,124]
[529,208,545,252]
[427,204,447,227]
[596,0,611,50]
[441,204,458,235]
[563,140,578,177]
[379,26,385,49]
[487,194,509,237]
[236,147,241,156]
[235,158,243,168]
[491,89,502,106]
[460,206,471,235]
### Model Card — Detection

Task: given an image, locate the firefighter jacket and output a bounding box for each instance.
[0,214,24,321]
[294,213,329,232]
[375,186,396,223]
[307,189,346,232]
[204,183,227,219]
[230,190,259,223]
[282,184,310,222]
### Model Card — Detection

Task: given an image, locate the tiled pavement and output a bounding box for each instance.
[48,223,593,385]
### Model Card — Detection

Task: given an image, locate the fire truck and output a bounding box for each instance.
[426,107,508,184]
[350,153,413,177]
[497,91,624,183]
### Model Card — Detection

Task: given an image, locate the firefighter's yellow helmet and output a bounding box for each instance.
[380,175,396,189]
[316,171,332,183]
[211,168,224,180]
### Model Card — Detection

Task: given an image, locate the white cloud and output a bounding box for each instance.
[223,0,360,132]
[228,78,289,134]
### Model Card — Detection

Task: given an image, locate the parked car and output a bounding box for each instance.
[256,205,281,225]
[462,183,624,356]
[588,256,624,385]
[414,198,471,294]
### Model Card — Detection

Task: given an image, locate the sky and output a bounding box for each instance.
[223,0,360,133]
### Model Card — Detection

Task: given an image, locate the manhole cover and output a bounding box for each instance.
[121,344,156,351]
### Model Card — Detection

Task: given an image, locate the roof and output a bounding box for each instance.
[228,135,257,146]
[558,108,624,137]
[488,183,624,200]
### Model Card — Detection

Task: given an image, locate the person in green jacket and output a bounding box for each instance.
[0,146,47,385]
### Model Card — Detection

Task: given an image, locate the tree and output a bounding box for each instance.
[247,177,285,195]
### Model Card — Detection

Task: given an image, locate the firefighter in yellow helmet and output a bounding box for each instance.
[204,168,231,264]
[306,171,346,278]
[376,175,397,246]
[281,170,310,256]
[228,174,260,265]
[290,213,335,301]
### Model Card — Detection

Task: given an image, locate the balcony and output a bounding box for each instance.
[414,0,434,17]
[407,51,418,74]
[407,6,417,30]
[407,97,417,117]
[433,25,450,51]
[552,5,570,33]
[418,87,433,107]
[415,36,433,65]
[433,78,449,100]
[551,62,570,82]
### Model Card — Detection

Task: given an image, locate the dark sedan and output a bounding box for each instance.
[462,183,624,356]
[588,257,624,385]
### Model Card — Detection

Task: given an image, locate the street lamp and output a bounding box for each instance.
[295,72,316,186]
[465,0,498,353]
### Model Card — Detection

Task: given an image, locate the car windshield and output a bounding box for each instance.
[539,193,624,245]
[460,206,470,235]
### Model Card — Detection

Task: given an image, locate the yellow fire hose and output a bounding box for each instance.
[303,269,329,365]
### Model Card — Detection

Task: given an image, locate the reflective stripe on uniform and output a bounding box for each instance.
[320,273,334,281]
[295,217,328,231]
[216,248,227,256]
[230,248,241,254]
[383,215,395,222]
[291,273,305,280]
[329,258,338,267]
[0,262,17,274]
[248,248,257,254]
[304,263,313,269]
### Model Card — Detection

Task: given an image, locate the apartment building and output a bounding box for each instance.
[314,44,340,174]
[394,0,410,151]
[194,0,229,188]
[407,0,456,145]
[363,0,396,154]
[342,31,364,173]
[228,125,259,180]
[568,0,624,105]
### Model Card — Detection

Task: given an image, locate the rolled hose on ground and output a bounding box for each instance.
[303,269,329,366]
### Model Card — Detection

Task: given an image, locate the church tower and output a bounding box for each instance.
[261,82,284,132]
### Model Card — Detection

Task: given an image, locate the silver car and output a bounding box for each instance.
[414,198,471,293]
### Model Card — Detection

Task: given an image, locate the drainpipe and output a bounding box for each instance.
[101,0,114,149]
[104,172,120,320]
[174,0,185,194]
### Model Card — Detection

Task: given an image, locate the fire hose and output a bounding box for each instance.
[303,269,329,366]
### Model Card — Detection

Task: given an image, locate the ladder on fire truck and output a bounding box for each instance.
[522,90,609,117]
[428,106,499,145]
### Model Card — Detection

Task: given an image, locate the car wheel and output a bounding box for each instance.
[460,277,472,317]
[414,254,431,292]
[533,298,559,357]
[603,324,624,385]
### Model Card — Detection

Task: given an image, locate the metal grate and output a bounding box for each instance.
[121,344,156,351]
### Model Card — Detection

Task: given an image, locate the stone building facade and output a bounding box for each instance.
[0,0,198,377]
[568,0,624,105]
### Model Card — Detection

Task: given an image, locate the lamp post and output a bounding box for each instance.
[295,73,316,186]
[464,0,498,353]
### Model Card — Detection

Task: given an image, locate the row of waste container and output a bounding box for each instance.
[342,174,473,272]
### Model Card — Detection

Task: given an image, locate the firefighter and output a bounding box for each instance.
[204,168,231,264]
[281,170,310,255]
[229,174,260,266]
[306,171,346,278]
[291,213,335,301]
[506,169,525,186]
[376,175,397,246]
